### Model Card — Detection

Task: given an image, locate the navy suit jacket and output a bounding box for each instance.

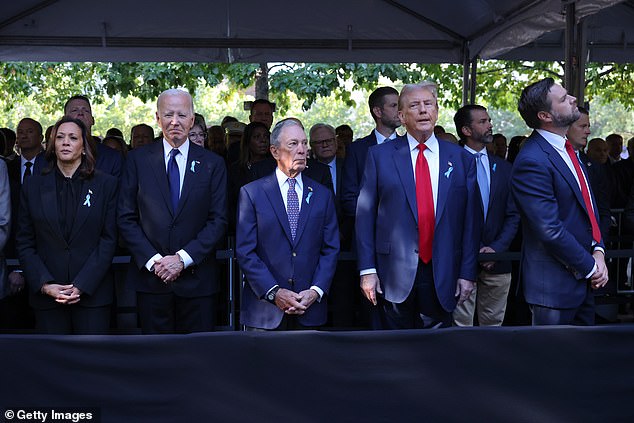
[236,172,339,329]
[17,169,118,309]
[579,151,611,240]
[117,141,227,297]
[511,131,604,309]
[356,135,480,312]
[341,131,378,217]
[477,154,520,274]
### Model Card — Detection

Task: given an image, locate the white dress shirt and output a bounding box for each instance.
[144,139,194,271]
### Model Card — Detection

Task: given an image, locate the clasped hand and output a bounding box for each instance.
[154,255,184,283]
[42,283,82,304]
[274,288,318,315]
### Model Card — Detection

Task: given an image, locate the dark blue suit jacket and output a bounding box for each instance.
[341,132,377,217]
[511,131,604,309]
[356,135,480,312]
[117,141,227,297]
[236,172,339,329]
[477,154,520,274]
[17,170,118,309]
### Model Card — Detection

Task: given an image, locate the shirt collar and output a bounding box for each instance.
[20,155,35,166]
[162,138,190,160]
[275,167,303,190]
[374,129,396,145]
[407,132,438,153]
[464,145,488,157]
[536,129,567,152]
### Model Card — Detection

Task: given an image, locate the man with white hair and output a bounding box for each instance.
[118,89,227,334]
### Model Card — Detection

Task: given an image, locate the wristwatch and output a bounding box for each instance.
[266,286,280,304]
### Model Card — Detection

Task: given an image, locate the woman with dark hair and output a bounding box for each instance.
[227,121,271,234]
[17,116,118,334]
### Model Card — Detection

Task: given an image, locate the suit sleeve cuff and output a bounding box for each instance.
[145,253,163,271]
[176,250,194,269]
[310,286,324,302]
[360,268,377,276]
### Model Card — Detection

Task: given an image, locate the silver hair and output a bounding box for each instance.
[270,119,304,147]
[157,88,194,113]
[309,123,335,141]
[398,82,438,110]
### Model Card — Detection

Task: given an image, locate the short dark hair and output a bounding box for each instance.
[249,99,274,115]
[518,77,555,129]
[577,106,589,115]
[368,87,399,121]
[453,105,487,141]
[63,94,91,113]
[18,118,43,135]
[45,116,96,179]
[130,123,154,140]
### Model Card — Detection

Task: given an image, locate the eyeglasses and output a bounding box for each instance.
[188,132,207,139]
[312,137,335,146]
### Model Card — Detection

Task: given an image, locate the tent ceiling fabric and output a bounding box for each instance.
[0,0,624,63]
[499,0,634,62]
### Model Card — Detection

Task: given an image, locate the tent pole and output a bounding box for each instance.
[462,43,470,106]
[564,1,576,96]
[470,56,478,104]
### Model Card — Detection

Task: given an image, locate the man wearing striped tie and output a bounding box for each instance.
[512,78,608,325]
[236,119,339,330]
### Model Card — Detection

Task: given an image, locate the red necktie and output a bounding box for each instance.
[565,141,601,243]
[416,144,434,263]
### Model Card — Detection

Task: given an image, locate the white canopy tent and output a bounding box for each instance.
[0,0,626,103]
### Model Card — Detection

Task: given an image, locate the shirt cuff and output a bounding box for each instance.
[145,253,163,271]
[265,284,280,299]
[593,246,605,255]
[360,268,377,276]
[310,285,324,301]
[585,263,598,280]
[176,250,194,269]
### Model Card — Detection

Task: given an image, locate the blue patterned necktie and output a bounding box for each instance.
[475,152,489,220]
[168,148,181,212]
[287,178,299,240]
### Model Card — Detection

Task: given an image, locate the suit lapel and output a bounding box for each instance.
[488,156,499,212]
[393,138,418,222]
[263,173,294,244]
[148,143,173,215]
[68,178,92,244]
[535,134,586,210]
[175,146,200,218]
[40,171,65,242]
[435,143,452,224]
[294,178,313,246]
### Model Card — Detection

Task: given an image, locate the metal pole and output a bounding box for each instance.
[462,43,470,106]
[564,1,576,94]
[469,56,478,104]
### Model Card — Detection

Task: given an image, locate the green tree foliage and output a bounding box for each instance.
[2,61,634,142]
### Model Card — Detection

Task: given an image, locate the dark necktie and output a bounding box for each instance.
[287,178,299,240]
[167,148,181,212]
[475,152,490,220]
[24,161,32,181]
[565,141,601,242]
[415,144,434,263]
